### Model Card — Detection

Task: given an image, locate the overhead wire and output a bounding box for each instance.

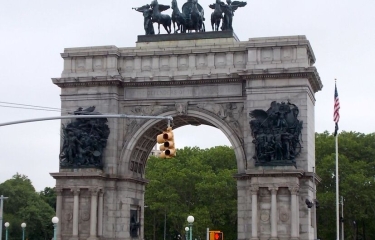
[0,101,74,113]
[0,101,116,116]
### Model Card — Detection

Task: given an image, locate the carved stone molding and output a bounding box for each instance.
[99,189,104,197]
[80,211,90,221]
[89,187,99,196]
[288,186,299,195]
[279,208,290,222]
[250,186,259,195]
[55,187,63,196]
[71,187,80,196]
[65,212,73,221]
[196,102,244,142]
[260,210,270,223]
[268,187,279,194]
[175,102,188,115]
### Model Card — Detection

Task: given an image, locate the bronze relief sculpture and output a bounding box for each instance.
[59,107,110,169]
[249,101,303,167]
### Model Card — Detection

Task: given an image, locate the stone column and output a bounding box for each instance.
[289,186,299,240]
[269,187,279,240]
[88,188,99,240]
[98,190,104,237]
[250,186,259,240]
[71,188,80,240]
[55,188,63,240]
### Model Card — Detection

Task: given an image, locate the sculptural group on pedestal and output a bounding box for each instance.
[133,0,246,35]
[59,107,110,169]
[249,101,303,166]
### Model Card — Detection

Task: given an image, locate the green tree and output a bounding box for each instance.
[144,146,237,240]
[39,187,56,210]
[316,132,375,240]
[0,173,55,240]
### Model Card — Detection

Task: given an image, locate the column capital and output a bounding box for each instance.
[250,185,259,194]
[56,187,63,196]
[288,185,299,195]
[89,187,99,196]
[268,186,279,194]
[71,187,80,195]
[99,189,104,197]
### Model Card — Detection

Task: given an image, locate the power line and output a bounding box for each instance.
[0,101,117,116]
[0,105,61,112]
[0,101,61,110]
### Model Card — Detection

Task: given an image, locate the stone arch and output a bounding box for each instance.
[118,109,246,177]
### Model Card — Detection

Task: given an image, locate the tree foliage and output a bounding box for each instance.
[316,131,375,240]
[144,146,237,240]
[0,173,55,240]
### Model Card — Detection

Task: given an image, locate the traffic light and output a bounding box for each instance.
[209,231,223,240]
[156,127,176,158]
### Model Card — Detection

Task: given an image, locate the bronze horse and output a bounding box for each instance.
[171,0,186,33]
[189,0,205,32]
[209,0,223,31]
[150,0,172,34]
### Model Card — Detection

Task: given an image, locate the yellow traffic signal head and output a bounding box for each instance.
[156,127,176,158]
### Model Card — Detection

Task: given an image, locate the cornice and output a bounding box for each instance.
[52,68,321,92]
[234,169,305,179]
[239,67,322,93]
[50,172,149,185]
[234,169,320,182]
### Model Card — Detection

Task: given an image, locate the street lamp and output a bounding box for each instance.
[4,222,9,240]
[52,217,59,240]
[21,222,26,240]
[187,216,194,240]
[185,226,189,240]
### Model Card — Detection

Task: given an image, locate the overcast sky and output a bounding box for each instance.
[0,0,374,191]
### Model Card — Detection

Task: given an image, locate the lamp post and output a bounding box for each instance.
[185,227,189,240]
[0,195,9,240]
[187,216,194,240]
[52,217,59,240]
[4,222,9,240]
[21,223,26,240]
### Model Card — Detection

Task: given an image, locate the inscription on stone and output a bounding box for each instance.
[124,83,242,100]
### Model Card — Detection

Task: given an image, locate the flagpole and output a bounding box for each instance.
[334,79,340,240]
[336,134,339,240]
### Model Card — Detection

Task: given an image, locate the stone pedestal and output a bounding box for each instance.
[51,33,321,240]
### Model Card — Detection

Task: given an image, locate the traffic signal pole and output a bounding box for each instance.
[0,114,173,127]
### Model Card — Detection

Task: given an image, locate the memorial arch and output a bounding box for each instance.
[51,32,322,240]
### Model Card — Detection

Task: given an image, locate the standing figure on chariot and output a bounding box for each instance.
[220,0,247,31]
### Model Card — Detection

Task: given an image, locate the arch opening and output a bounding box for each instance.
[119,110,246,177]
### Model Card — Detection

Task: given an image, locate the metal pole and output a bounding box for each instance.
[0,114,173,127]
[0,196,3,240]
[22,228,25,240]
[335,135,339,240]
[5,227,8,240]
[189,223,193,240]
[54,223,57,240]
[313,167,317,239]
[164,211,166,240]
[0,195,9,240]
[341,196,344,240]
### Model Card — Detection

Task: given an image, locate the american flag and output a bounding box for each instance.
[333,82,340,136]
